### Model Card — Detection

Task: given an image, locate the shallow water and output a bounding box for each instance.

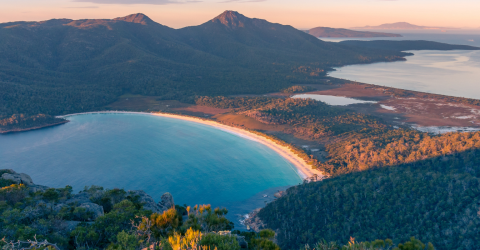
[292,94,377,105]
[0,113,302,228]
[329,50,480,99]
[323,32,480,100]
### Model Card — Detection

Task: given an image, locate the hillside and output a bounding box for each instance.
[339,40,480,51]
[307,27,401,38]
[258,144,480,250]
[352,22,458,30]
[0,11,408,125]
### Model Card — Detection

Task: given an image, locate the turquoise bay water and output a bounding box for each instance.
[0,113,302,227]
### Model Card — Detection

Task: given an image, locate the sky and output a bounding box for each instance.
[1,0,479,29]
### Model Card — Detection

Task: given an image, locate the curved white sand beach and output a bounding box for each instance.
[58,111,323,179]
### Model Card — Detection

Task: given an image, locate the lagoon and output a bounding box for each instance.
[292,94,377,106]
[329,50,480,99]
[0,113,302,227]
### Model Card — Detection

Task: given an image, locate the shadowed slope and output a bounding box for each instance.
[0,11,406,118]
[259,146,480,250]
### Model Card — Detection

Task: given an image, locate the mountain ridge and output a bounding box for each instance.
[307,26,401,38]
[0,11,417,120]
[353,21,459,30]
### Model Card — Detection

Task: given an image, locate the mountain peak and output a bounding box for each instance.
[211,10,248,29]
[114,13,153,25]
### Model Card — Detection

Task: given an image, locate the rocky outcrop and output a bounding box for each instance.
[29,184,50,192]
[65,192,92,205]
[128,190,164,213]
[79,202,104,220]
[273,190,286,198]
[1,169,34,186]
[158,192,175,211]
[243,208,266,232]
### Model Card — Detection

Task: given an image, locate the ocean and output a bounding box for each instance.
[0,113,302,228]
[323,32,480,99]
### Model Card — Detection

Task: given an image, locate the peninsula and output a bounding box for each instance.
[306,26,401,37]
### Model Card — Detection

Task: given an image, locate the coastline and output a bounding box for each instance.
[0,120,70,134]
[58,111,323,179]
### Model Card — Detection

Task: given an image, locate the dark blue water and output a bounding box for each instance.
[0,113,302,227]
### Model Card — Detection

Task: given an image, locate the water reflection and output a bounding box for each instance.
[292,94,377,106]
[329,50,480,100]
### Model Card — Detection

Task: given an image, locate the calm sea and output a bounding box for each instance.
[323,32,480,100]
[0,113,302,228]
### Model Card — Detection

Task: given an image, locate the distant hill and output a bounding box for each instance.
[306,27,401,38]
[339,40,480,51]
[353,22,458,30]
[0,11,407,119]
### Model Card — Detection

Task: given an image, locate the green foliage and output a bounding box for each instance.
[106,231,139,250]
[258,148,480,250]
[0,184,27,206]
[243,229,280,250]
[182,205,234,233]
[393,237,433,250]
[42,188,59,202]
[195,96,275,110]
[302,237,433,250]
[199,233,240,250]
[0,185,77,249]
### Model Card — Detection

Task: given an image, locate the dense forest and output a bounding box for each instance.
[4,11,466,130]
[0,169,281,250]
[258,148,480,250]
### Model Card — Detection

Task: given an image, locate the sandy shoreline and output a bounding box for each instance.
[58,111,323,179]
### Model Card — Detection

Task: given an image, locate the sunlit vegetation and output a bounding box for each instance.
[0,114,66,133]
[281,86,315,94]
[0,180,281,250]
[197,96,480,177]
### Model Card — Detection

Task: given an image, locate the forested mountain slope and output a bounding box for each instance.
[0,11,407,120]
[258,145,480,250]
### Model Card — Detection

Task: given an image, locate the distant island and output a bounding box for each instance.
[352,22,459,30]
[306,27,401,38]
